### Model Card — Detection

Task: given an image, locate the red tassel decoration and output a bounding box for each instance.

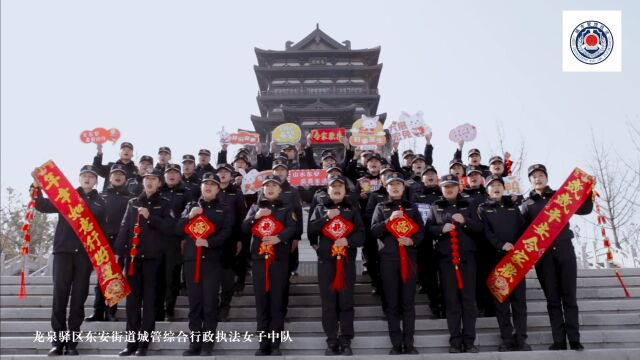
[399,245,410,283]
[18,186,39,300]
[593,192,630,297]
[330,245,347,292]
[194,246,202,283]
[449,223,463,289]
[128,214,141,276]
[259,244,274,292]
[18,272,27,299]
[616,271,631,298]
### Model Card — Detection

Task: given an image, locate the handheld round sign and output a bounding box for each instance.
[570,20,614,65]
[273,123,302,144]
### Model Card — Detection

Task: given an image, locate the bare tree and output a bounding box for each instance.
[0,187,55,257]
[589,132,639,249]
[494,121,527,178]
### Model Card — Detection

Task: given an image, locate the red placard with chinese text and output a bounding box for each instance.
[310,128,346,144]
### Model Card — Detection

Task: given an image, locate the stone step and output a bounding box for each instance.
[2,348,640,359]
[1,329,639,353]
[4,276,639,296]
[3,313,639,336]
[3,299,640,321]
[3,267,639,285]
[0,285,640,307]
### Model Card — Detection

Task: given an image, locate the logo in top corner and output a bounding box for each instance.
[570,20,614,65]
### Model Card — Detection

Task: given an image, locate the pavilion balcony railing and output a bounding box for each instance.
[258,87,378,97]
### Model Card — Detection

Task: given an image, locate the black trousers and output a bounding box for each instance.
[288,244,299,274]
[417,239,442,313]
[234,235,251,287]
[155,248,182,319]
[317,257,356,346]
[51,252,92,348]
[219,267,235,310]
[439,255,477,347]
[252,257,289,351]
[363,232,383,292]
[185,260,221,333]
[535,243,579,343]
[380,259,416,349]
[476,240,497,316]
[125,257,162,349]
[494,279,528,345]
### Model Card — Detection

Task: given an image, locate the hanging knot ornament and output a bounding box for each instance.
[184,213,216,283]
[385,207,419,282]
[251,214,284,292]
[322,214,354,291]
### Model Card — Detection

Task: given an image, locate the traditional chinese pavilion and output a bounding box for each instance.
[251,24,388,163]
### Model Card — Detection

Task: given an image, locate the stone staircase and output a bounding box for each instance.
[1,265,639,359]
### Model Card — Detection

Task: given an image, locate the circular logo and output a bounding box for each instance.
[570,20,614,65]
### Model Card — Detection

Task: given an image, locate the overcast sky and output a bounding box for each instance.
[2,0,638,209]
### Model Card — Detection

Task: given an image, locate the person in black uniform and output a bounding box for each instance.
[355,153,384,296]
[214,163,248,321]
[463,165,494,318]
[31,165,106,356]
[242,175,297,356]
[86,164,134,322]
[93,142,138,191]
[114,170,176,356]
[307,166,359,224]
[126,155,153,196]
[521,164,593,351]
[195,149,215,179]
[412,165,445,319]
[181,154,201,198]
[156,163,190,322]
[477,175,531,352]
[308,175,365,356]
[154,147,172,173]
[453,146,491,178]
[426,174,483,353]
[371,172,425,355]
[390,133,434,180]
[266,157,303,278]
[177,173,233,356]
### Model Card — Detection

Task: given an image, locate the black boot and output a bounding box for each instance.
[389,345,403,355]
[85,311,105,322]
[569,341,584,351]
[47,345,64,356]
[200,341,215,356]
[118,343,138,356]
[134,345,148,356]
[339,341,353,356]
[182,340,201,356]
[549,342,567,350]
[324,342,340,356]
